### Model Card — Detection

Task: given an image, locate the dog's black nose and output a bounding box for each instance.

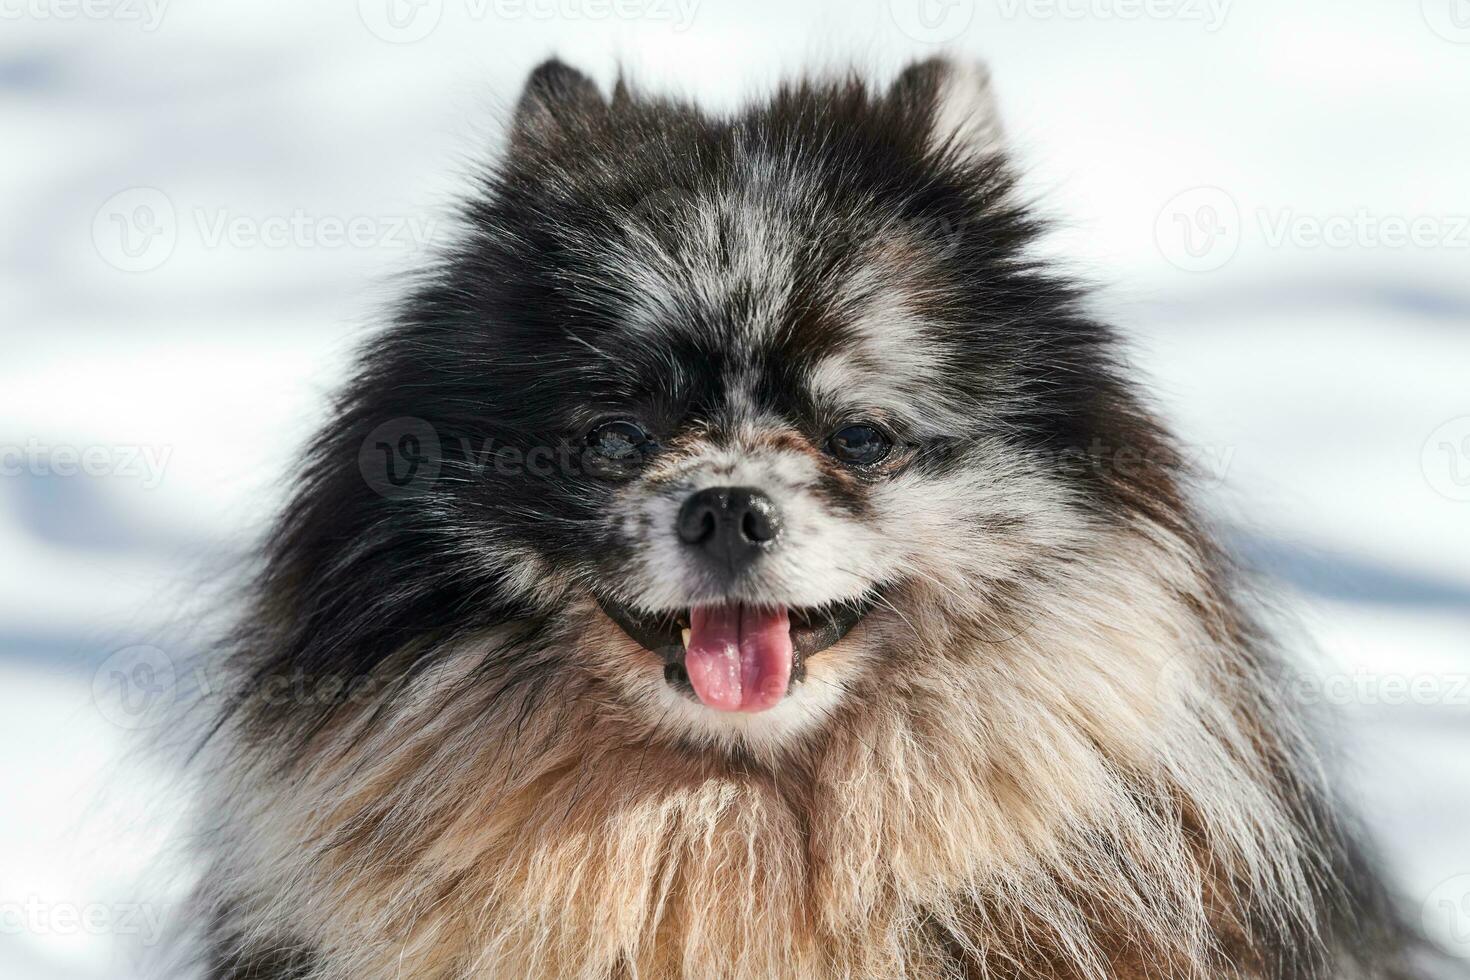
[676,486,781,570]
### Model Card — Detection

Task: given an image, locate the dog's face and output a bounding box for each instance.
[312,59,1164,749]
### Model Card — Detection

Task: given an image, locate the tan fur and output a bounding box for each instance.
[198,518,1320,979]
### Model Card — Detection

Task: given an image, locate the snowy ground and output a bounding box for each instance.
[2,0,1468,976]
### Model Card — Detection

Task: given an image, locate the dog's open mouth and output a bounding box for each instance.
[597,597,875,713]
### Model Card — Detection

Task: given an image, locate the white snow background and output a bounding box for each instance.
[1,0,1467,976]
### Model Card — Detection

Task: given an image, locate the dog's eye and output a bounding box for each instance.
[827,424,891,466]
[587,420,652,460]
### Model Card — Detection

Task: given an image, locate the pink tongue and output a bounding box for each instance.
[684,604,792,713]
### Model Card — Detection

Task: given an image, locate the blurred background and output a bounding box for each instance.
[2,0,1468,975]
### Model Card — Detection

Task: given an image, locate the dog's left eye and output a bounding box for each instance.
[586,420,653,460]
[826,424,892,466]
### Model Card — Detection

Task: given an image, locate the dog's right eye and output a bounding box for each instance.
[586,420,653,460]
[826,423,892,466]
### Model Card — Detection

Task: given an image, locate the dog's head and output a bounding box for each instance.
[206,64,1378,980]
[274,58,1176,751]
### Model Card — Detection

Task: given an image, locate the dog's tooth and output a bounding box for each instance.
[681,628,691,650]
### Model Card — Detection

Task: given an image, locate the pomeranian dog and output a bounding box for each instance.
[191,57,1425,978]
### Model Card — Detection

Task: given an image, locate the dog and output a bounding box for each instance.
[191,57,1425,978]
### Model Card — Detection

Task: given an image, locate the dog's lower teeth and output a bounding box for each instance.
[681,628,691,650]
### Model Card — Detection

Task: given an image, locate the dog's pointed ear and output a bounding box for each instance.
[512,58,605,150]
[891,57,1005,160]
[611,73,633,109]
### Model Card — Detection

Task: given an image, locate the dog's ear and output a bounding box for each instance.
[890,57,1005,160]
[512,58,605,151]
